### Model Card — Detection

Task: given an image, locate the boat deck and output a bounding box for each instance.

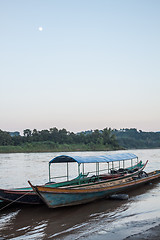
[60,171,159,190]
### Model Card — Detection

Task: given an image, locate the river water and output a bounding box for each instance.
[0,149,160,239]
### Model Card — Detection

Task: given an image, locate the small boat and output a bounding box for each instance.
[29,170,160,208]
[0,153,146,205]
[48,153,147,185]
[0,187,43,205]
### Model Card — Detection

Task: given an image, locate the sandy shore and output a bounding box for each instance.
[124,224,160,240]
[84,223,160,240]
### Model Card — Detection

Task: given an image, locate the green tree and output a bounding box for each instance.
[40,130,50,141]
[50,127,59,142]
[12,135,23,145]
[58,128,68,144]
[32,129,40,141]
[23,129,32,137]
[0,130,13,145]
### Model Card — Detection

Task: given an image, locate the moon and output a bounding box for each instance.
[38,27,43,31]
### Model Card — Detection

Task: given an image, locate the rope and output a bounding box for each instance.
[0,191,31,211]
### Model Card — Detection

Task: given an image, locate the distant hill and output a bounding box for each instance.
[113,128,160,149]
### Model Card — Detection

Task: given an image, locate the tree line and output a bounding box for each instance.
[1,127,160,150]
[0,127,119,149]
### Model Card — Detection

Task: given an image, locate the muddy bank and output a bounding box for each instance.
[125,224,160,240]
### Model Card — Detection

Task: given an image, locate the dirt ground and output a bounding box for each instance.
[125,224,160,240]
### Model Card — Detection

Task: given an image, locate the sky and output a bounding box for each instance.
[0,0,160,134]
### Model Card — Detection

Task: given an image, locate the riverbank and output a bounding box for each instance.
[86,223,160,240]
[125,224,160,240]
[0,142,122,153]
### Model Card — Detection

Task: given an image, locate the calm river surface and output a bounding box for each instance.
[0,149,160,240]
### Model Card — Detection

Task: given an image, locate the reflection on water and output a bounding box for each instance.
[0,149,160,239]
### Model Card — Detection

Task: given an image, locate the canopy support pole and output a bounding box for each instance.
[98,163,99,180]
[82,163,84,177]
[112,162,114,177]
[78,163,81,185]
[96,163,99,177]
[96,163,97,176]
[67,162,69,181]
[49,163,51,182]
[112,162,114,170]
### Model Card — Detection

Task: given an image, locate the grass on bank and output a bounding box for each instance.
[0,141,122,153]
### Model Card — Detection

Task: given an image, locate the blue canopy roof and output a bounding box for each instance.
[49,153,137,164]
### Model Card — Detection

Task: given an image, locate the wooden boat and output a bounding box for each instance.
[48,153,147,185]
[29,170,160,208]
[0,153,146,205]
[0,187,43,205]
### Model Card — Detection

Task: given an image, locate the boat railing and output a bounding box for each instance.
[49,167,125,182]
[87,167,128,175]
[90,168,108,173]
[49,160,143,183]
[49,175,67,180]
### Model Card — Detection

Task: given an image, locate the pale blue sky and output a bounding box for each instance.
[0,0,160,133]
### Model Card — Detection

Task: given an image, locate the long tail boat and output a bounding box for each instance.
[0,153,147,205]
[29,170,160,208]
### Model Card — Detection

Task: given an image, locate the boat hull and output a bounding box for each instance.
[32,170,160,208]
[35,187,121,208]
[0,188,43,205]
